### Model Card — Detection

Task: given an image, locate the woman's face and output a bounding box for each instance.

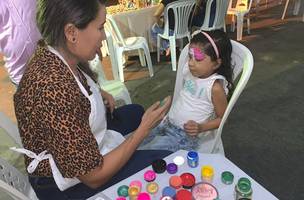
[73,4,106,61]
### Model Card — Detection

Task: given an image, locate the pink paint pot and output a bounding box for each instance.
[191,182,219,200]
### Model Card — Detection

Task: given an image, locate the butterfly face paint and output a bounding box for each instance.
[189,47,206,61]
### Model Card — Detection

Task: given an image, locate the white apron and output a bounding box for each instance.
[11,47,125,191]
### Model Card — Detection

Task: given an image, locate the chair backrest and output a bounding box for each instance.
[0,112,22,147]
[0,157,37,200]
[163,0,196,39]
[174,40,253,153]
[228,0,253,14]
[0,112,38,199]
[106,15,127,46]
[199,0,230,31]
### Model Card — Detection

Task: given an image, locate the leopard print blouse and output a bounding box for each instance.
[14,40,103,178]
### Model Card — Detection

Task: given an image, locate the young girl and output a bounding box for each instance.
[140,30,233,152]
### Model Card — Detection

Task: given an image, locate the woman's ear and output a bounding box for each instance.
[64,23,78,44]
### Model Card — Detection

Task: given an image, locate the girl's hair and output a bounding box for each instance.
[36,0,106,82]
[190,30,234,95]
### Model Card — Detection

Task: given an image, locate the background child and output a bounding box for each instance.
[140,30,233,152]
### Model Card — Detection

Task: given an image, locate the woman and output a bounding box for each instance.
[191,0,217,29]
[13,0,172,199]
[151,0,178,56]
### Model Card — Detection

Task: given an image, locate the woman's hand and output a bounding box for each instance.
[184,120,202,136]
[100,90,115,113]
[139,96,171,134]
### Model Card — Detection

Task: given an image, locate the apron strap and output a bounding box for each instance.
[10,147,51,173]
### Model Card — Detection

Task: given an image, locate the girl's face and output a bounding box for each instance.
[72,4,106,61]
[188,43,220,78]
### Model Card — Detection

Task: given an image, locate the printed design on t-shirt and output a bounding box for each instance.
[184,79,197,95]
[198,88,204,98]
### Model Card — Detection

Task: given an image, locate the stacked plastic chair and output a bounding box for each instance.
[157,0,196,71]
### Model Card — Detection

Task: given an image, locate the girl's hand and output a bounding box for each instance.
[139,96,171,135]
[100,90,115,113]
[184,120,202,136]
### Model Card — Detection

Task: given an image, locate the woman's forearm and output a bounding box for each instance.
[78,125,148,188]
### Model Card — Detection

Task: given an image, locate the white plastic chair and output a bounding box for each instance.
[227,0,254,41]
[0,112,22,147]
[198,0,230,31]
[0,112,38,200]
[89,55,132,106]
[106,15,154,82]
[157,0,196,71]
[281,0,303,20]
[0,157,38,200]
[173,40,253,155]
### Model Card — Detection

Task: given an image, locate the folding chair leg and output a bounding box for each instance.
[231,15,236,32]
[117,51,125,82]
[281,0,290,19]
[138,49,146,66]
[247,18,250,34]
[236,14,244,41]
[169,37,177,71]
[293,0,301,15]
[157,35,161,63]
[187,33,191,43]
[142,44,154,77]
[178,39,183,51]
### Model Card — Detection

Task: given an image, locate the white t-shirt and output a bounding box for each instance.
[168,63,228,129]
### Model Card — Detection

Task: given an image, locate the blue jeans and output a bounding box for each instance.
[151,23,174,51]
[29,104,173,200]
[139,118,199,152]
[106,104,144,135]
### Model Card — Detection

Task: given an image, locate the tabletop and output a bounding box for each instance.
[88,150,278,200]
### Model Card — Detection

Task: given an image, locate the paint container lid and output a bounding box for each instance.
[117,185,129,197]
[221,171,234,185]
[152,159,167,174]
[162,186,176,197]
[187,151,198,160]
[201,165,214,179]
[176,189,192,200]
[146,182,159,194]
[166,163,178,174]
[144,170,156,182]
[129,180,142,191]
[173,156,185,166]
[169,175,182,189]
[137,192,151,200]
[180,172,196,189]
[128,186,140,197]
[236,177,252,193]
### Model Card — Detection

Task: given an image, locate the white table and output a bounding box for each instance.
[111,5,158,51]
[88,150,278,200]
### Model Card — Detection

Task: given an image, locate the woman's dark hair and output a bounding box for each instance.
[37,0,106,82]
[190,30,234,96]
